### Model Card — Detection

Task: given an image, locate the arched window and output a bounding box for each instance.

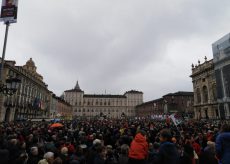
[196,88,201,103]
[203,86,208,103]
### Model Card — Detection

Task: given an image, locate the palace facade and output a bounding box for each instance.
[0,58,51,121]
[64,82,143,118]
[0,58,73,122]
[190,57,218,119]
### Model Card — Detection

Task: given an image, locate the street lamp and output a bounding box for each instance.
[0,76,21,95]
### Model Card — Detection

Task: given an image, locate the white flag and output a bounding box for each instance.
[169,113,182,126]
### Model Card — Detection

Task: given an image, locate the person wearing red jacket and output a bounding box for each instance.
[128,130,148,164]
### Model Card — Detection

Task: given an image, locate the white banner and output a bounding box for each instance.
[169,113,182,126]
[0,0,18,23]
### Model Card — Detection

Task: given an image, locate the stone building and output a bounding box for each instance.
[50,94,73,120]
[190,57,218,119]
[136,98,164,117]
[64,81,143,118]
[136,91,193,117]
[49,93,58,119]
[0,58,51,121]
[163,91,194,114]
[56,97,72,120]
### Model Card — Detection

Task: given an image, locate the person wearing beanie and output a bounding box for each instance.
[154,129,179,164]
[128,130,148,164]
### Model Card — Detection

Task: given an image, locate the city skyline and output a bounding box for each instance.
[1,0,230,101]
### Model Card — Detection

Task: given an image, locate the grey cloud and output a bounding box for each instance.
[1,0,230,100]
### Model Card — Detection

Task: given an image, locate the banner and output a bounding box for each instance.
[0,0,18,23]
[169,113,182,126]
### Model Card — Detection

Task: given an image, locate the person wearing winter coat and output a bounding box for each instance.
[154,129,180,164]
[200,141,218,164]
[118,144,129,164]
[38,152,54,164]
[128,130,148,164]
[215,124,230,164]
[94,145,106,164]
[27,147,42,164]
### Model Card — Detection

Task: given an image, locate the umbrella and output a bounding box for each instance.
[50,123,64,128]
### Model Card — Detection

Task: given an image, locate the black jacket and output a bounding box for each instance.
[154,142,179,164]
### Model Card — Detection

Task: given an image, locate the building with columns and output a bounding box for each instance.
[64,82,143,118]
[0,58,51,121]
[190,57,218,119]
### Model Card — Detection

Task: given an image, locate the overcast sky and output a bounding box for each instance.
[0,0,230,101]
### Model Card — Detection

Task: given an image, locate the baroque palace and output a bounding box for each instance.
[0,58,72,122]
[64,82,143,118]
[190,57,218,119]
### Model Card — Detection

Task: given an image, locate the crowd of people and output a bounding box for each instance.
[0,118,229,164]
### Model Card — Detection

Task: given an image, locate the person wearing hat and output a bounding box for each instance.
[154,129,179,164]
[128,130,148,164]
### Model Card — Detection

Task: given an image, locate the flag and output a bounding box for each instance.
[169,113,182,126]
[33,97,41,109]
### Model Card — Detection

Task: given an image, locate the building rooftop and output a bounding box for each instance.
[84,94,127,98]
[190,59,214,77]
[52,94,71,106]
[64,81,84,92]
[163,91,194,97]
[124,90,143,94]
[136,98,164,107]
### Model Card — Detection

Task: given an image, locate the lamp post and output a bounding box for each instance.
[0,76,21,95]
[2,75,21,121]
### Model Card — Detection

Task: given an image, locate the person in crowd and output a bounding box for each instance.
[0,136,9,164]
[53,157,63,164]
[59,147,69,164]
[0,118,228,164]
[200,141,218,164]
[148,142,160,163]
[215,124,230,164]
[118,144,129,164]
[94,145,106,164]
[86,139,102,164]
[154,129,180,164]
[105,145,118,164]
[38,152,54,164]
[128,130,148,164]
[27,146,42,164]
